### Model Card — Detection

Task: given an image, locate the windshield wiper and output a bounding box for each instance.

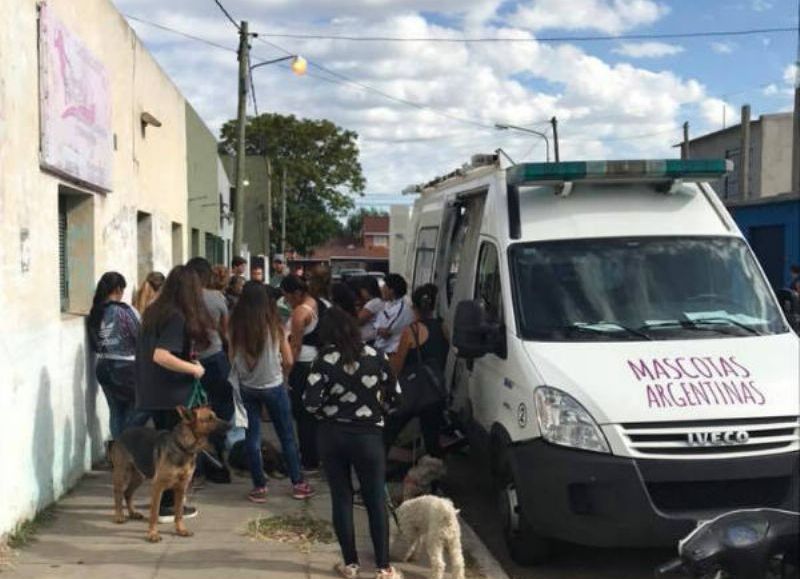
[640,318,762,336]
[687,317,763,336]
[568,322,653,340]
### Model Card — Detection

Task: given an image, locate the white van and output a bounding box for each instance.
[402,156,800,564]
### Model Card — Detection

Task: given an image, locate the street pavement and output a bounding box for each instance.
[0,465,490,579]
[444,449,674,579]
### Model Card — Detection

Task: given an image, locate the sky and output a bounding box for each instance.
[115,0,799,207]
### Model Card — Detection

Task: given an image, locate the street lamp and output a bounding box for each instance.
[250,55,307,75]
[495,123,550,163]
[245,54,306,260]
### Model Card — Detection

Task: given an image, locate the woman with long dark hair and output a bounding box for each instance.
[136,265,211,522]
[87,272,148,439]
[229,281,314,502]
[281,274,325,472]
[385,283,449,459]
[304,307,403,579]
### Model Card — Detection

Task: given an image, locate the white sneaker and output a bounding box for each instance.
[334,562,360,578]
[375,567,402,579]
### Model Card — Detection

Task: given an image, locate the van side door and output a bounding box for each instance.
[438,193,487,419]
[465,239,508,431]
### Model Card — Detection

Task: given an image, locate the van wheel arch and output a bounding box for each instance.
[491,424,552,565]
[489,425,513,484]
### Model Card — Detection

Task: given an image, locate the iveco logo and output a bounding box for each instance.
[687,431,750,446]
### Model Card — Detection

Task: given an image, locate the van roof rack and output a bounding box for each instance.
[402,153,500,195]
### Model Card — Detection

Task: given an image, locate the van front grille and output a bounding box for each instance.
[617,416,800,459]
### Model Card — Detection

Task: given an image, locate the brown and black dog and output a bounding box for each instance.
[110,405,230,542]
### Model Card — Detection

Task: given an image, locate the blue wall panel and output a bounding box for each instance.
[729,199,800,288]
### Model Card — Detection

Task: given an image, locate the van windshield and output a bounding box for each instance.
[510,236,789,341]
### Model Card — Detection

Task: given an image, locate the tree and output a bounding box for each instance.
[345,208,389,239]
[219,113,365,255]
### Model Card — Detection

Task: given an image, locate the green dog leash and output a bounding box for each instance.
[186,378,208,408]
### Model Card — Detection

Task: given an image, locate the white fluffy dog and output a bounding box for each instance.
[402,456,447,501]
[391,495,466,579]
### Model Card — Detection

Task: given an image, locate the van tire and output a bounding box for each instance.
[495,451,552,566]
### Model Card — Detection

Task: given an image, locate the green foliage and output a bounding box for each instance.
[345,207,389,239]
[220,113,365,254]
[7,506,56,549]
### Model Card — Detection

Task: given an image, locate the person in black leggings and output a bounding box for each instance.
[304,307,403,579]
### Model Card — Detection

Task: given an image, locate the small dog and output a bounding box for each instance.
[110,405,230,543]
[402,456,447,502]
[391,495,466,579]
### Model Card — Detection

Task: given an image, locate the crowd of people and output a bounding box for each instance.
[87,254,450,579]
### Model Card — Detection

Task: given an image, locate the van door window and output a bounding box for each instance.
[475,241,503,324]
[413,227,439,289]
[447,206,472,303]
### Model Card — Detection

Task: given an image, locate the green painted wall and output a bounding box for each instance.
[185,103,221,258]
[221,155,270,256]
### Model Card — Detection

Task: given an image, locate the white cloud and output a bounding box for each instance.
[612,41,684,58]
[784,63,798,86]
[509,0,668,34]
[116,0,727,195]
[699,98,737,129]
[710,41,735,54]
[763,83,779,96]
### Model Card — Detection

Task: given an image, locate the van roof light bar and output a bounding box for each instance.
[506,159,732,187]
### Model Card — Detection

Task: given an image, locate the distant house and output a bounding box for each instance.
[362,214,390,249]
[683,112,792,202]
[291,213,390,274]
[681,111,798,289]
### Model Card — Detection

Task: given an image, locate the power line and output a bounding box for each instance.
[252,26,795,44]
[125,14,237,52]
[212,0,240,30]
[252,35,497,130]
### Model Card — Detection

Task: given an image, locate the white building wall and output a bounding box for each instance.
[0,0,189,536]
[218,157,234,266]
[389,204,412,275]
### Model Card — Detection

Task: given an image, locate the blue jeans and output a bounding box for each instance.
[241,385,303,488]
[96,361,149,439]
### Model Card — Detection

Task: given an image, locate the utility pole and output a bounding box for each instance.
[550,117,560,162]
[740,104,751,200]
[263,157,272,258]
[232,20,249,258]
[792,0,800,192]
[281,166,287,254]
[682,121,690,160]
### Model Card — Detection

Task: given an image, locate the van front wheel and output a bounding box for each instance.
[496,459,552,565]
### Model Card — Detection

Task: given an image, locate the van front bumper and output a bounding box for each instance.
[509,440,800,548]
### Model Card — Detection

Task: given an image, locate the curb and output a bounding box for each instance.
[459,516,511,579]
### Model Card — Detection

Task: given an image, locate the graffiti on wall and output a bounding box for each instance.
[38,3,112,191]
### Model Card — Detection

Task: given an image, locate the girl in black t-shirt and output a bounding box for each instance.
[135,265,212,522]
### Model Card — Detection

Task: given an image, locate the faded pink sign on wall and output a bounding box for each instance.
[39,3,112,191]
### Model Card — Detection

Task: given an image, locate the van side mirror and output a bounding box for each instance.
[776,289,800,331]
[453,300,506,359]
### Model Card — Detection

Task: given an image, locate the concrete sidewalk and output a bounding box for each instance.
[0,465,496,578]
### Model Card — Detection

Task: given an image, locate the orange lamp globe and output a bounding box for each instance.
[291,56,307,76]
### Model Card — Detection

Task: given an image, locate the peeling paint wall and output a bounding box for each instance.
[0,0,190,536]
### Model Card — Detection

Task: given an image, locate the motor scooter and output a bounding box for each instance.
[657,509,799,579]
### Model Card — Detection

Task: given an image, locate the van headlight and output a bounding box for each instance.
[533,387,610,453]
